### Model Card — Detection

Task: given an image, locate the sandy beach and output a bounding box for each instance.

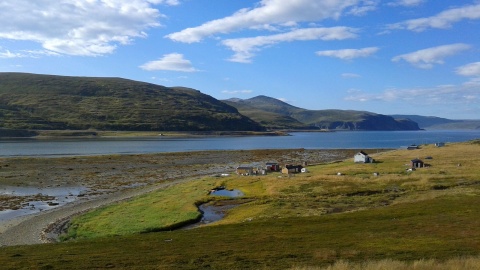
[0,149,358,246]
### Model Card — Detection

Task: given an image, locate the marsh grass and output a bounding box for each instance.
[63,177,228,239]
[2,193,480,269]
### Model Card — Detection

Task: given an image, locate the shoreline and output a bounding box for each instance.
[0,172,223,246]
[0,149,362,246]
[0,129,292,139]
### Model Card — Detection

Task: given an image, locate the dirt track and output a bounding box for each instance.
[0,149,358,246]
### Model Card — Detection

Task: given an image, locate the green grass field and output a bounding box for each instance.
[1,141,479,269]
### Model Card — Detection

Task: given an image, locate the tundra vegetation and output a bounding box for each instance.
[1,141,479,269]
[0,73,264,132]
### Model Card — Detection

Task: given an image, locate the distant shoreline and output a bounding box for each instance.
[0,129,293,139]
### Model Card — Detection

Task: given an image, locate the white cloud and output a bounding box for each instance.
[148,0,180,5]
[166,0,377,43]
[223,27,358,63]
[392,43,471,69]
[388,3,480,31]
[348,0,379,16]
[345,83,479,106]
[0,0,170,56]
[221,90,253,95]
[463,77,480,87]
[387,0,425,7]
[139,53,199,72]
[316,47,378,60]
[0,48,60,58]
[456,62,480,77]
[0,49,24,59]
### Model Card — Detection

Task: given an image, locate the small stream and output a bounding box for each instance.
[182,188,244,229]
[17,187,244,242]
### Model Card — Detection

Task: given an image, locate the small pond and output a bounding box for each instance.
[209,189,244,197]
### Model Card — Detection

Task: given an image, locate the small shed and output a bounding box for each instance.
[265,162,280,172]
[411,159,424,168]
[354,151,373,163]
[236,166,254,175]
[435,142,445,147]
[282,164,303,174]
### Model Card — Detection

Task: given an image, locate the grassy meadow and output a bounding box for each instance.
[1,141,480,269]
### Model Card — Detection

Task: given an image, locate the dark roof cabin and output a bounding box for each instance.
[411,159,424,168]
[282,164,303,174]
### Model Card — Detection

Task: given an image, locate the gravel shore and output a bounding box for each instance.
[0,178,189,246]
[0,149,359,246]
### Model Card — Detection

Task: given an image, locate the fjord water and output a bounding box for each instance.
[1,130,480,157]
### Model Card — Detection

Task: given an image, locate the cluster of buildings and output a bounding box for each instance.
[237,143,445,176]
[356,142,444,171]
[236,162,308,176]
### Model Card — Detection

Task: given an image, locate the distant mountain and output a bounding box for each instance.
[0,73,264,132]
[224,96,420,131]
[223,96,312,129]
[391,115,480,130]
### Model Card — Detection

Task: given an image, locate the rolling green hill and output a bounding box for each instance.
[0,73,264,132]
[225,95,420,131]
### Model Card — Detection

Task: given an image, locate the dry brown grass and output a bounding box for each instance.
[293,256,480,270]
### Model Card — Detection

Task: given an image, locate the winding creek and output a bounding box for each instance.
[182,188,244,230]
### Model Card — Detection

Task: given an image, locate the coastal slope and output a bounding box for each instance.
[391,114,480,130]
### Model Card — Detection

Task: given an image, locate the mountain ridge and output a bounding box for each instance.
[224,96,420,131]
[3,73,474,133]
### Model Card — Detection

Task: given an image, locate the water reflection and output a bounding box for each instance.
[209,189,244,197]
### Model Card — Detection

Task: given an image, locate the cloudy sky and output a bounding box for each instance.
[1,0,479,119]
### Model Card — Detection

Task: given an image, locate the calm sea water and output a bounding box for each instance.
[1,130,479,157]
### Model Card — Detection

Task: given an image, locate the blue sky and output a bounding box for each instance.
[1,0,479,119]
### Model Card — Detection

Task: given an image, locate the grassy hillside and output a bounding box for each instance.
[0,73,264,132]
[2,141,479,269]
[226,96,420,131]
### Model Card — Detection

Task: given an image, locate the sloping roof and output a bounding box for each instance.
[285,165,303,169]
